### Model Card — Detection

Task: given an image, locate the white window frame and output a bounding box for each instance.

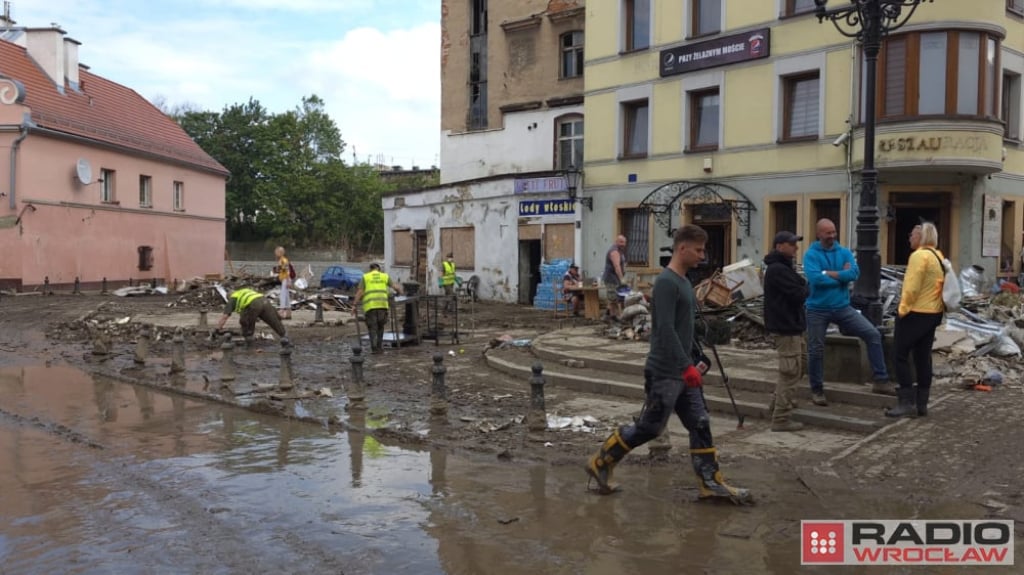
[173,181,185,211]
[100,169,115,203]
[139,175,152,208]
[685,0,726,39]
[773,52,826,142]
[616,84,653,158]
[681,70,724,152]
[620,0,654,52]
[555,115,584,170]
[1003,50,1024,143]
[776,0,816,18]
[560,31,584,79]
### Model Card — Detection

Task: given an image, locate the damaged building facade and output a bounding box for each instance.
[583,1,1024,285]
[382,0,587,303]
[0,21,228,292]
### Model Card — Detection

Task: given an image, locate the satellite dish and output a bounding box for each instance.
[75,158,92,185]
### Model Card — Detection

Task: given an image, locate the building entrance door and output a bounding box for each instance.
[518,240,541,305]
[886,192,951,265]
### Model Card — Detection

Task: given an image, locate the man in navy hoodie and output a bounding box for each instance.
[803,219,890,406]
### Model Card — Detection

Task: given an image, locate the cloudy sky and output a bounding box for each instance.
[9,0,441,168]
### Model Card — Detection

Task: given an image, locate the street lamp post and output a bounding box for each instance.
[564,164,588,268]
[813,0,931,327]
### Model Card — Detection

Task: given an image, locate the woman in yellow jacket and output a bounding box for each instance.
[886,222,945,418]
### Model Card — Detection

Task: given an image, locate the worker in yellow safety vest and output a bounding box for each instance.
[352,263,403,354]
[216,287,289,346]
[441,252,456,312]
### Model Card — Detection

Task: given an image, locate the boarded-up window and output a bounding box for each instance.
[392,230,413,266]
[440,226,475,269]
[544,223,574,261]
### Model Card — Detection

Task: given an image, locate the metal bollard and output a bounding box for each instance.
[528,361,547,432]
[44,276,52,296]
[220,335,237,382]
[101,277,108,295]
[73,276,81,295]
[129,277,133,287]
[430,352,448,417]
[170,328,186,373]
[90,326,111,356]
[279,346,294,391]
[348,345,366,409]
[198,309,208,328]
[314,295,324,324]
[133,327,150,365]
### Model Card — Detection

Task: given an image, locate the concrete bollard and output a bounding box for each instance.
[314,295,324,324]
[101,277,108,295]
[220,335,237,382]
[348,345,366,409]
[528,361,547,432]
[90,326,111,356]
[73,276,81,295]
[133,327,150,365]
[198,309,208,328]
[279,346,294,391]
[430,353,448,417]
[170,328,186,373]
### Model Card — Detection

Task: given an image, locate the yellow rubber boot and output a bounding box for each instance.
[585,429,631,495]
[692,447,753,504]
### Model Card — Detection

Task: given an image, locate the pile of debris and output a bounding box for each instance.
[603,291,652,341]
[46,304,183,344]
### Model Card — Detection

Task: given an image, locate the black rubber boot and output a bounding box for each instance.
[885,387,917,418]
[916,387,930,417]
[585,428,632,495]
[692,448,753,504]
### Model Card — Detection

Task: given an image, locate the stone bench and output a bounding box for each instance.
[824,332,905,384]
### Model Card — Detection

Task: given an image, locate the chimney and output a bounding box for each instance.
[63,37,80,88]
[24,25,67,91]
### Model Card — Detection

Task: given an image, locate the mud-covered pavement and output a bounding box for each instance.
[1,293,1023,573]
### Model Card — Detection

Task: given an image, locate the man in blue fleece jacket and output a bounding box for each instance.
[803,219,890,405]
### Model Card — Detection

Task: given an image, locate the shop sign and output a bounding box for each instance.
[519,199,575,217]
[982,195,1002,258]
[660,28,770,77]
[878,136,990,153]
[514,176,567,195]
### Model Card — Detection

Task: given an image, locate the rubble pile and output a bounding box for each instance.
[46,305,183,344]
[602,291,652,341]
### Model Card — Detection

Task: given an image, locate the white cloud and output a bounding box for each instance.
[8,0,441,168]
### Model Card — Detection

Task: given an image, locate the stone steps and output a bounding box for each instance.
[486,347,893,434]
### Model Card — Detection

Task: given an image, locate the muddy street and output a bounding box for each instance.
[1,294,1022,573]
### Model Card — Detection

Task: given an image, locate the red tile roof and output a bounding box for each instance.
[0,38,228,175]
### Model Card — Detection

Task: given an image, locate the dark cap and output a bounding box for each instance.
[773,231,803,245]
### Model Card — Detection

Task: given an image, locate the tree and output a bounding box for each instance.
[173,95,389,251]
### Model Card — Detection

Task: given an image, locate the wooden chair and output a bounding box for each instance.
[553,279,569,319]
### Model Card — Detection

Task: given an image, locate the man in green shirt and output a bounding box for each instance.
[585,224,751,504]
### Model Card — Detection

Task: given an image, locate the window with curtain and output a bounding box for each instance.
[690,89,720,150]
[625,0,650,51]
[873,30,1001,120]
[622,100,649,157]
[783,72,820,140]
[561,31,583,79]
[1003,72,1021,141]
[556,115,584,170]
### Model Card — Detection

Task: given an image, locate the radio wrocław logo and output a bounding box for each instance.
[801,520,1014,565]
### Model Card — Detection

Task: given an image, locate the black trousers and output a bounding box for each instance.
[893,312,942,390]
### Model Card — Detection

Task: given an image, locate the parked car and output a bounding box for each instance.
[320,266,364,291]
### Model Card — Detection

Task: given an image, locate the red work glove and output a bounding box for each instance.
[683,365,703,388]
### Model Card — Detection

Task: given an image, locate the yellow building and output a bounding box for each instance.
[583,0,1024,285]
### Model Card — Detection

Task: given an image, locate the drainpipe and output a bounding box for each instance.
[9,122,28,210]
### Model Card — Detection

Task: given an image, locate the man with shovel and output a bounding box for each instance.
[584,224,751,503]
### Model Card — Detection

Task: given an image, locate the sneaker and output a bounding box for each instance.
[870,381,897,396]
[811,393,828,406]
[771,420,805,432]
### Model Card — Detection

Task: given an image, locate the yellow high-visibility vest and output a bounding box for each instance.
[362,271,390,312]
[442,260,456,286]
[230,288,262,312]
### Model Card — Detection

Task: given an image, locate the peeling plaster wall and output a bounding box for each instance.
[440,106,581,184]
[385,176,567,303]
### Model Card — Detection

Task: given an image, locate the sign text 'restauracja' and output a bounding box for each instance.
[878,135,990,153]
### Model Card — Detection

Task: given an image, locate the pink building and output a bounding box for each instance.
[0,23,228,292]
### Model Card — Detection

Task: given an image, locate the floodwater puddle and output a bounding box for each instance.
[4,365,1015,574]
